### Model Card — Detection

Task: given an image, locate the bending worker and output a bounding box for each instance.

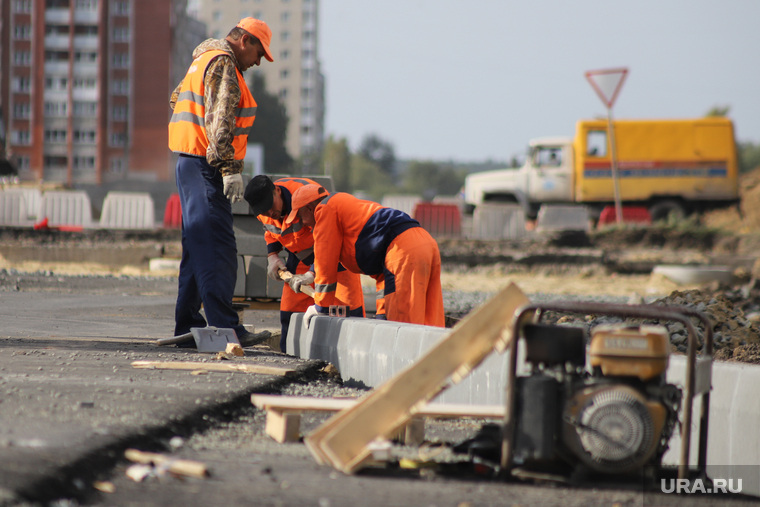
[168,18,273,347]
[244,175,365,350]
[285,184,445,328]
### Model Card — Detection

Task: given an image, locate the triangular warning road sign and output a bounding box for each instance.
[585,67,628,109]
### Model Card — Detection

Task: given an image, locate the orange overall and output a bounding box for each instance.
[260,179,365,348]
[310,192,444,327]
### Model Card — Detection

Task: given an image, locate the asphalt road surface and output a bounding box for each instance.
[0,272,757,507]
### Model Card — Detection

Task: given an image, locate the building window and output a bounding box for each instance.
[112,0,129,15]
[15,156,31,171]
[281,11,290,22]
[14,25,32,39]
[74,101,98,117]
[44,156,68,169]
[13,51,32,66]
[112,105,128,121]
[44,101,69,117]
[75,0,97,10]
[73,156,96,169]
[13,76,31,92]
[74,130,96,143]
[278,88,288,100]
[280,49,290,60]
[110,158,125,174]
[73,77,97,90]
[45,76,69,90]
[112,53,129,68]
[44,129,68,143]
[112,26,129,42]
[281,31,290,42]
[12,130,31,145]
[110,132,127,147]
[13,0,32,13]
[75,51,98,63]
[280,69,289,79]
[112,79,129,95]
[13,103,31,119]
[45,50,69,62]
[303,30,313,41]
[213,10,222,21]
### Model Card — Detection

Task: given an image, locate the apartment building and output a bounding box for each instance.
[190,0,324,166]
[0,0,203,185]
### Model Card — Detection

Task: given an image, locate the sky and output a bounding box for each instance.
[318,1,760,162]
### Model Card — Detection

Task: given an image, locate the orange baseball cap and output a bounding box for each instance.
[236,17,274,62]
[285,184,329,224]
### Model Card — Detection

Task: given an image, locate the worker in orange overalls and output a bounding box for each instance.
[284,184,444,328]
[244,176,365,350]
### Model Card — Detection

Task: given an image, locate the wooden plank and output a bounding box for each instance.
[251,394,504,419]
[279,270,315,297]
[266,410,302,443]
[124,449,208,478]
[303,282,529,473]
[131,360,295,377]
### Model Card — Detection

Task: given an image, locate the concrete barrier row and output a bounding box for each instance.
[0,189,157,229]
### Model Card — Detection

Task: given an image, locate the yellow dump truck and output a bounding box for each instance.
[463,117,740,221]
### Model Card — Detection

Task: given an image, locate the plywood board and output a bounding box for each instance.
[303,282,529,473]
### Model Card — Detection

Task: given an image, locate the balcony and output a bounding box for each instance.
[45,9,71,24]
[73,10,98,24]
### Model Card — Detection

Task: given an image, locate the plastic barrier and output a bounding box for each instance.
[163,193,182,229]
[0,190,33,227]
[99,191,156,230]
[413,202,461,237]
[38,190,93,229]
[597,205,652,226]
[381,195,421,218]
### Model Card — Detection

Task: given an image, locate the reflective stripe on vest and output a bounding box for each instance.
[168,49,257,160]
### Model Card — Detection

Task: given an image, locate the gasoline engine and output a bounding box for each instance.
[510,321,683,477]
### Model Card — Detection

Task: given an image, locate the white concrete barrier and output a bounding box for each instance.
[471,203,527,239]
[0,190,33,227]
[99,191,155,229]
[39,190,93,228]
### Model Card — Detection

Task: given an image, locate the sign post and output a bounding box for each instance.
[585,67,628,224]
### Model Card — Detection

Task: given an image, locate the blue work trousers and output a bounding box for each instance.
[174,155,243,337]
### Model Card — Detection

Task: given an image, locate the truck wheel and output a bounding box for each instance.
[649,200,685,222]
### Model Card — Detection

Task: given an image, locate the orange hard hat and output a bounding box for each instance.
[285,184,329,224]
[236,17,274,62]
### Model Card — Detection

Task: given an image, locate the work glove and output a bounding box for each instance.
[266,254,286,281]
[222,173,244,203]
[288,271,315,293]
[303,305,320,329]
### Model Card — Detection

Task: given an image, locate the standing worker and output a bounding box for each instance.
[168,18,273,347]
[244,175,365,350]
[285,184,445,328]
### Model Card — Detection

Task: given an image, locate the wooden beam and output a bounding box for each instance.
[131,360,295,377]
[303,282,530,473]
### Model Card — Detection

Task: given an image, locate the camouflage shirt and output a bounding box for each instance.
[170,38,247,176]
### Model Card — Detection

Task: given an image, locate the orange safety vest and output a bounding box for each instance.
[168,49,257,160]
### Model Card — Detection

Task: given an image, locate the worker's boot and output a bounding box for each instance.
[237,330,271,348]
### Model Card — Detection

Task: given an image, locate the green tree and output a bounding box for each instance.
[358,134,396,178]
[322,136,351,192]
[350,154,395,201]
[738,141,760,174]
[248,73,293,174]
[402,160,467,199]
[705,105,730,117]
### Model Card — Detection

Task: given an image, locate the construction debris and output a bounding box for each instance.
[125,449,209,480]
[130,360,295,377]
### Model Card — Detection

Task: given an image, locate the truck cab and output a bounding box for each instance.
[463,137,573,218]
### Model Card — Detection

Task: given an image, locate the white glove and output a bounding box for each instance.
[222,173,244,203]
[266,254,286,281]
[288,271,315,293]
[303,305,320,329]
